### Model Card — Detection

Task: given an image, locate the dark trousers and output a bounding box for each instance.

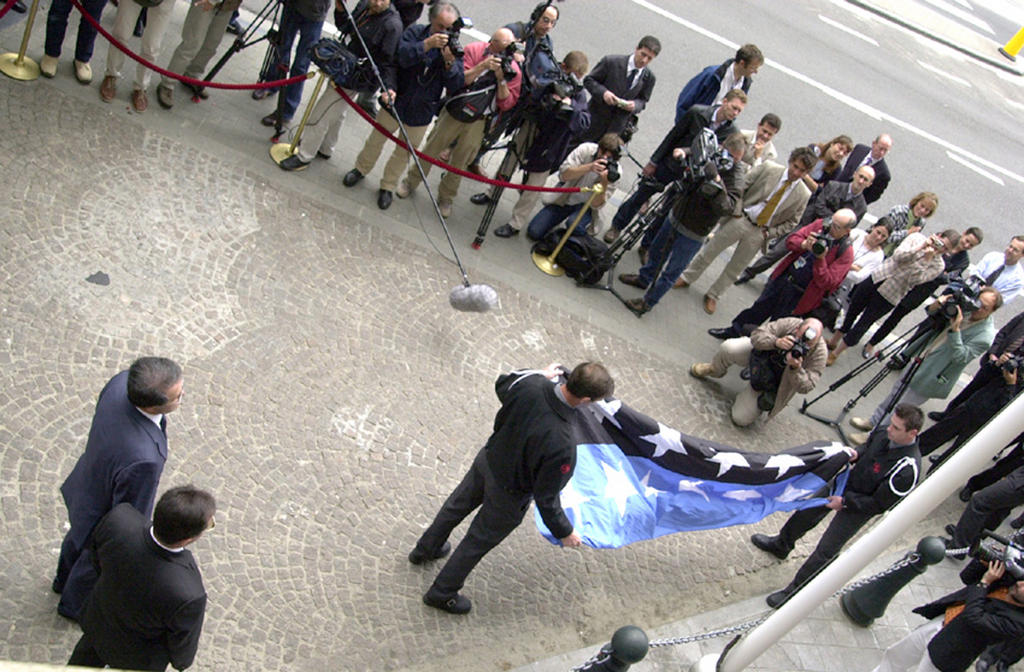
[840,279,895,347]
[44,0,109,62]
[273,4,323,120]
[730,273,805,336]
[777,501,872,589]
[920,379,1016,458]
[952,465,1024,548]
[68,633,106,668]
[415,448,531,597]
[943,361,1001,413]
[610,162,678,233]
[868,283,933,347]
[966,443,1024,493]
[54,530,96,620]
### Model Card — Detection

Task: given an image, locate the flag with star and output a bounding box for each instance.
[535,398,855,549]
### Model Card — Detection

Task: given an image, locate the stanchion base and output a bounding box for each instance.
[269,142,296,164]
[532,251,566,277]
[0,53,41,81]
[999,47,1018,62]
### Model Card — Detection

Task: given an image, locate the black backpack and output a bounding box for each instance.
[444,72,498,123]
[532,230,611,285]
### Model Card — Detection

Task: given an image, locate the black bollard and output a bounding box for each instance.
[840,536,947,627]
[586,625,649,671]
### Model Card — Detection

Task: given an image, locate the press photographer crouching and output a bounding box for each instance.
[493,51,593,238]
[690,316,826,427]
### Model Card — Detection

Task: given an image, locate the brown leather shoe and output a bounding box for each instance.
[618,273,648,289]
[99,75,117,102]
[674,277,689,289]
[702,294,717,314]
[625,297,650,316]
[131,88,148,112]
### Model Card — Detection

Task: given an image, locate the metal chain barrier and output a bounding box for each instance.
[571,646,612,671]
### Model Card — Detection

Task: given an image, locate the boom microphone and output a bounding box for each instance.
[449,283,499,313]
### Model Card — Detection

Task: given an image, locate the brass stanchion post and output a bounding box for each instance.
[532,184,603,277]
[0,0,43,80]
[269,70,324,164]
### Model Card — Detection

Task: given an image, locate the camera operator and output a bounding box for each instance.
[396,27,522,218]
[848,287,1003,444]
[827,229,957,365]
[708,209,857,340]
[751,404,923,609]
[341,2,464,210]
[493,51,591,238]
[604,89,746,245]
[278,0,403,172]
[524,133,621,242]
[690,316,827,427]
[871,558,1024,672]
[617,131,747,316]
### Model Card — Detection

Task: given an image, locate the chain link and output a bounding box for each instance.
[831,552,919,596]
[944,545,970,558]
[570,646,611,671]
[648,615,770,648]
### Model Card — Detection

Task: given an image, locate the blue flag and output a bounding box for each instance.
[535,398,854,549]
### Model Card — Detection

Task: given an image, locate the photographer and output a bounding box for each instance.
[524,133,621,242]
[342,2,465,210]
[493,51,591,238]
[827,229,957,366]
[690,316,827,427]
[751,404,923,609]
[848,287,1002,444]
[618,131,747,316]
[709,209,857,340]
[871,559,1024,672]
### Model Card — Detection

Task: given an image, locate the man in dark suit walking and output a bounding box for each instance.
[579,36,660,144]
[836,133,893,205]
[68,485,215,671]
[54,356,184,620]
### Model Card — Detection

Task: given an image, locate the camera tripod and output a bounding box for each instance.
[195,0,283,98]
[800,314,950,444]
[471,116,532,249]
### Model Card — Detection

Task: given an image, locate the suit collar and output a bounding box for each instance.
[544,382,575,422]
[122,396,169,459]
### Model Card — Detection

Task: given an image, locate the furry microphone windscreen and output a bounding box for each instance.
[449,284,499,313]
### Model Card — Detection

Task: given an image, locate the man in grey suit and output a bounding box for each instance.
[53,356,184,620]
[69,485,214,671]
[578,35,660,143]
[676,146,816,314]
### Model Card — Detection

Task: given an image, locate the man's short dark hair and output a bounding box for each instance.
[566,362,614,401]
[789,146,817,171]
[531,0,558,24]
[127,357,183,408]
[893,404,924,433]
[153,485,216,545]
[563,50,589,77]
[939,229,961,250]
[736,44,763,66]
[760,113,781,131]
[637,35,661,55]
[964,226,983,245]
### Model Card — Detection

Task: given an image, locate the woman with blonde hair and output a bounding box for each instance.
[882,191,939,255]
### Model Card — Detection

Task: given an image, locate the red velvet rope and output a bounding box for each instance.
[68,0,308,90]
[333,86,582,193]
[0,0,19,21]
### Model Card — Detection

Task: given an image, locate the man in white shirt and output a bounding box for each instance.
[972,236,1024,303]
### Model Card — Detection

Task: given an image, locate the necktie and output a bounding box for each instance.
[864,156,874,167]
[627,68,638,88]
[756,180,793,227]
[985,265,1005,286]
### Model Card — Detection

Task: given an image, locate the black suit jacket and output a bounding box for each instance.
[836,144,890,205]
[650,103,733,170]
[581,53,655,142]
[798,180,867,226]
[81,503,207,671]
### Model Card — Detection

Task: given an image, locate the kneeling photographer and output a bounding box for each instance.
[690,316,827,427]
[492,51,593,238]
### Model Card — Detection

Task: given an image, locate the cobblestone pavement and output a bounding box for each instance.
[0,7,975,671]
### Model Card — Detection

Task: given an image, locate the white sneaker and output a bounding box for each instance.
[40,55,58,78]
[438,198,452,218]
[73,60,92,84]
[396,179,412,199]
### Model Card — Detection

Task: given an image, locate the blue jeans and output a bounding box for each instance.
[638,218,703,307]
[44,0,108,62]
[274,5,323,120]
[526,203,593,241]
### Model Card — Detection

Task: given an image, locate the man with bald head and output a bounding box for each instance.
[836,133,892,205]
[397,26,522,218]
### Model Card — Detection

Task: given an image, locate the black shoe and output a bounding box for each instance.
[493,224,519,238]
[252,87,275,101]
[959,486,973,502]
[945,524,957,538]
[377,189,393,210]
[51,577,63,594]
[470,192,491,206]
[408,541,451,565]
[734,271,753,286]
[423,587,471,614]
[316,150,331,160]
[765,587,794,609]
[928,411,946,422]
[618,273,648,289]
[12,0,26,11]
[751,533,789,560]
[342,169,364,187]
[226,18,242,34]
[279,155,309,172]
[261,112,289,127]
[708,327,738,340]
[1012,514,1024,530]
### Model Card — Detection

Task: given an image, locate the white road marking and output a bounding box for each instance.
[946,151,1006,185]
[922,0,995,34]
[626,0,1024,186]
[917,59,973,86]
[818,14,879,46]
[1006,98,1024,112]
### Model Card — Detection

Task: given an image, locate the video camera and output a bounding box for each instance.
[445,17,472,59]
[969,530,1024,580]
[938,274,984,322]
[677,129,734,183]
[539,70,584,122]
